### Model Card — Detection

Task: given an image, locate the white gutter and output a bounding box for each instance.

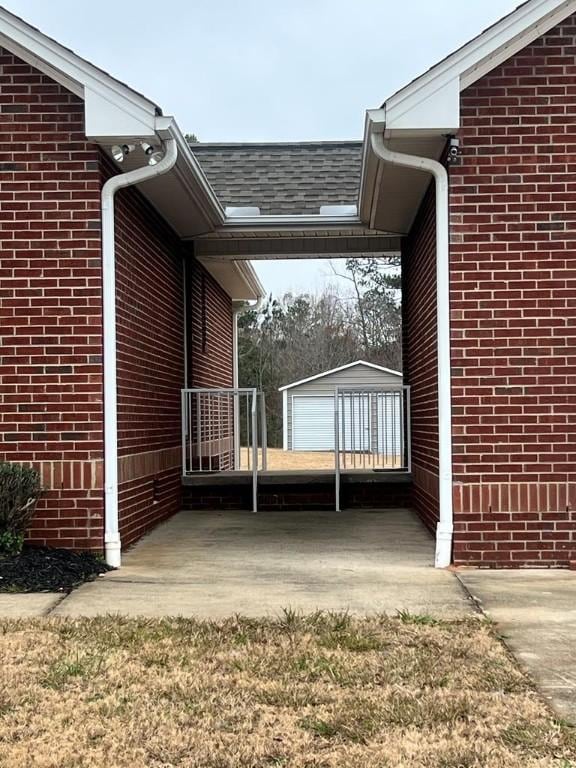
[221,214,362,229]
[370,130,453,569]
[101,134,178,567]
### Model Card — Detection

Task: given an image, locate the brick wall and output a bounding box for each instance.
[110,157,187,547]
[0,49,104,549]
[402,184,440,532]
[185,257,235,471]
[0,49,237,552]
[450,15,576,566]
[187,258,233,389]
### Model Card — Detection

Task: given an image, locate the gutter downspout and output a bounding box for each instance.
[102,136,178,567]
[370,131,453,569]
[232,294,265,468]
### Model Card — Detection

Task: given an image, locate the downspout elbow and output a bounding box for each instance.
[370,132,448,192]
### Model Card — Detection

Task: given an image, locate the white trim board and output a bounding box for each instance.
[278,360,402,392]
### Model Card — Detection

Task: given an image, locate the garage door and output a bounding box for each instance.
[292,396,371,452]
[292,396,334,451]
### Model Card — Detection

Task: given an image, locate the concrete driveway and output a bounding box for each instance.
[54,509,473,619]
[459,570,576,723]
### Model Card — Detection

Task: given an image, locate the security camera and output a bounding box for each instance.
[447,137,460,163]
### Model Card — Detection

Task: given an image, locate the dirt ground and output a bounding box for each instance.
[0,614,573,767]
[239,447,401,471]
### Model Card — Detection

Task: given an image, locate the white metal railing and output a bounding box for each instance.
[181,388,267,512]
[334,386,411,511]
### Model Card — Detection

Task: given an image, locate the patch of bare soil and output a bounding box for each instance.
[240,448,402,471]
[0,613,574,767]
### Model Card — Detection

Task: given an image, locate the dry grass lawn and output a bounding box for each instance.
[240,448,402,471]
[0,613,574,767]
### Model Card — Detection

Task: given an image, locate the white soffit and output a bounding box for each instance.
[198,258,264,302]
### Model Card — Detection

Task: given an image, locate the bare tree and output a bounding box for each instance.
[238,273,402,447]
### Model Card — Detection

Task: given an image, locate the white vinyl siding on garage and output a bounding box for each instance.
[284,362,403,452]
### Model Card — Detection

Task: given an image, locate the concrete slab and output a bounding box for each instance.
[55,509,473,619]
[458,570,576,724]
[0,593,63,618]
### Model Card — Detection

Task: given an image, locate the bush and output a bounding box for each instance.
[0,463,42,555]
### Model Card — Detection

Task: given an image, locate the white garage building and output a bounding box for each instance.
[280,361,404,454]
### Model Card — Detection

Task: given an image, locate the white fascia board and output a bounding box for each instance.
[234,260,266,300]
[221,214,362,229]
[0,7,158,139]
[384,0,576,133]
[166,121,226,229]
[278,360,402,392]
[359,1,576,226]
[460,0,576,89]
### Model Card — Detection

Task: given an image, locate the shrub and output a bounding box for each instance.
[0,463,42,555]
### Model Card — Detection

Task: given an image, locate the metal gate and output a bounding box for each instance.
[181,388,267,512]
[334,386,411,511]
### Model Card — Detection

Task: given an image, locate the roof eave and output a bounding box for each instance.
[359,0,576,233]
[385,0,576,132]
[0,7,161,141]
[197,256,265,302]
[0,7,226,238]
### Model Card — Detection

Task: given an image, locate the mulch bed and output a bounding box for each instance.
[0,546,112,593]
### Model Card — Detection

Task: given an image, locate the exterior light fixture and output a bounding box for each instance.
[148,150,164,166]
[111,143,134,163]
[113,142,165,166]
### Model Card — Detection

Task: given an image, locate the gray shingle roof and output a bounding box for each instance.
[191,141,362,216]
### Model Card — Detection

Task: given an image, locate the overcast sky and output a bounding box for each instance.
[5,0,521,295]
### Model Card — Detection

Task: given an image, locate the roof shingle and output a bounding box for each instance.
[192,141,362,216]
